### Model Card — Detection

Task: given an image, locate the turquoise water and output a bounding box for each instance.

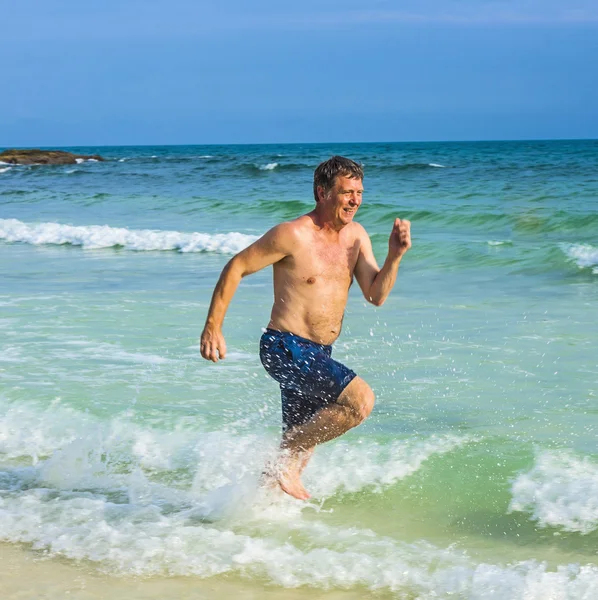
[1,141,598,598]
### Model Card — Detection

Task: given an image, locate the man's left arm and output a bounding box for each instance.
[354,218,411,306]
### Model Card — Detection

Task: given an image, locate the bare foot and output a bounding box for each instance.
[276,451,311,500]
[277,471,311,500]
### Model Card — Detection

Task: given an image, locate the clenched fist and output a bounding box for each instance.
[200,326,227,362]
[389,218,411,258]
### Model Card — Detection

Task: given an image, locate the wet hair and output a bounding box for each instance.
[313,156,364,202]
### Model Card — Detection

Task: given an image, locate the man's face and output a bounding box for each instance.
[320,175,364,227]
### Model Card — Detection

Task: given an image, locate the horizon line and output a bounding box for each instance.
[2,137,597,150]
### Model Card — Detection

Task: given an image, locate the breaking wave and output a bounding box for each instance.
[510,449,598,534]
[0,218,257,254]
[1,404,597,596]
[561,243,598,274]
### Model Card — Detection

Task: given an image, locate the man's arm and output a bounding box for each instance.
[200,222,296,362]
[354,218,411,307]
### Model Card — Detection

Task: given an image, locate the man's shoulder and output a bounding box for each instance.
[271,216,308,237]
[346,221,369,241]
[261,217,306,253]
[351,221,368,234]
[274,215,313,238]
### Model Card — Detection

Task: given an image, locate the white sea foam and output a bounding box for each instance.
[259,162,279,170]
[2,400,598,595]
[0,398,94,464]
[561,243,598,274]
[429,163,446,168]
[307,433,473,497]
[1,484,598,597]
[509,449,598,533]
[0,218,257,254]
[0,396,469,497]
[0,166,12,173]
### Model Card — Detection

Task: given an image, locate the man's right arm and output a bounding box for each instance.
[200,222,296,362]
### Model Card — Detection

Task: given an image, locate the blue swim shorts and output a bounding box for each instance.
[259,328,357,431]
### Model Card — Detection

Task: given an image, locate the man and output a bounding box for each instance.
[200,156,411,500]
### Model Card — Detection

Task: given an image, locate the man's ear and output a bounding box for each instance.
[316,186,326,203]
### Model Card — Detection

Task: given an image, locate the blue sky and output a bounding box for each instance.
[1,0,597,145]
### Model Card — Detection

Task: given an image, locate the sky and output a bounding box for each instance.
[1,0,597,146]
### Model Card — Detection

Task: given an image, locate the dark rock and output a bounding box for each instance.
[0,149,105,165]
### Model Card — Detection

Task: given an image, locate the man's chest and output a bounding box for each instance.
[291,240,360,284]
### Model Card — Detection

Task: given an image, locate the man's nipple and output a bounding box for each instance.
[306,277,316,284]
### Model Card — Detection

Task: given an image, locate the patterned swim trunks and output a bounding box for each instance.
[259,328,357,431]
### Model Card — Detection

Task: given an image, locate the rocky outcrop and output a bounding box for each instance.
[0,149,105,165]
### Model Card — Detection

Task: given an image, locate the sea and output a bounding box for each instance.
[1,140,597,600]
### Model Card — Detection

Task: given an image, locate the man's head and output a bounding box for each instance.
[313,156,364,203]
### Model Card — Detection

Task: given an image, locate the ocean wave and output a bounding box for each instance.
[372,163,450,173]
[0,218,257,254]
[366,208,598,236]
[0,166,13,174]
[0,397,473,526]
[2,482,598,597]
[487,240,513,246]
[1,400,598,595]
[238,161,308,175]
[1,474,597,596]
[111,155,220,164]
[0,398,94,464]
[253,198,311,217]
[308,433,473,497]
[0,396,470,494]
[561,243,598,274]
[509,450,598,533]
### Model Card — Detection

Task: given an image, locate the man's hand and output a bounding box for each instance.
[200,326,227,362]
[389,218,411,258]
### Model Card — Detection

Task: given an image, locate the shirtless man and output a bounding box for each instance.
[200,156,411,500]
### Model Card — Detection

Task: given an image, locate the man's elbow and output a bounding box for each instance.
[225,255,247,279]
[366,294,385,307]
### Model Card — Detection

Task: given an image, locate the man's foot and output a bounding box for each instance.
[277,469,311,500]
[262,450,312,500]
[281,446,314,500]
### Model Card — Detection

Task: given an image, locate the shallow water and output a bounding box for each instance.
[1,141,598,598]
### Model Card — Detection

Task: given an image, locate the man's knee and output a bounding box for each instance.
[357,382,375,421]
[338,377,375,425]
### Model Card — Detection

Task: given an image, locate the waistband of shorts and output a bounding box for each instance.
[262,328,332,350]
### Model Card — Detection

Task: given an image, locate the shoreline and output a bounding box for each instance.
[0,542,370,600]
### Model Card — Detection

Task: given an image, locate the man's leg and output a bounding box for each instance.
[275,376,375,499]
